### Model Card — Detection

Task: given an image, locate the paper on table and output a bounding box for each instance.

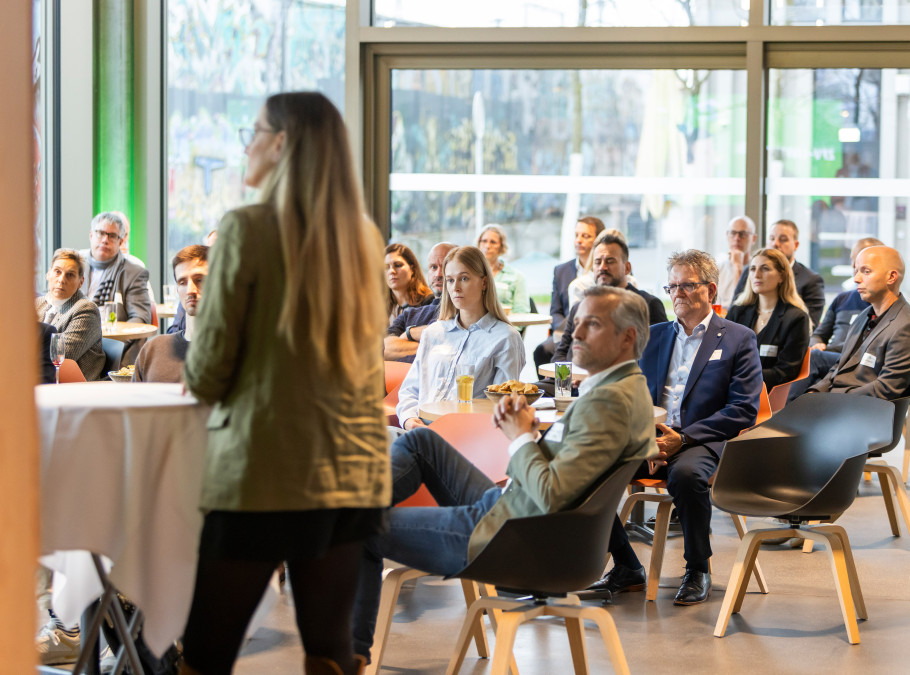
[532,397,556,410]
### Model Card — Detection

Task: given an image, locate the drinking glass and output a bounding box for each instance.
[554,361,573,399]
[49,334,66,384]
[103,302,117,334]
[456,364,475,403]
[163,284,178,308]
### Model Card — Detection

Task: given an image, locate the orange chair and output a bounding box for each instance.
[767,348,811,413]
[756,383,773,426]
[150,302,159,328]
[383,361,412,427]
[58,359,86,383]
[368,413,515,675]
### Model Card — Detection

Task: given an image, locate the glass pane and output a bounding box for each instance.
[33,0,46,290]
[374,0,749,27]
[166,0,345,261]
[389,68,747,303]
[767,68,910,295]
[772,0,910,26]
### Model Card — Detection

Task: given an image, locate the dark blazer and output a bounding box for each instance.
[810,294,910,399]
[554,286,668,362]
[733,261,825,326]
[38,322,57,384]
[726,301,810,389]
[550,259,578,331]
[639,313,762,457]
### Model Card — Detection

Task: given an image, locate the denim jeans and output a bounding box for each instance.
[352,427,502,658]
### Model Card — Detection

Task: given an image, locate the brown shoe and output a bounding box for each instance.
[304,654,367,675]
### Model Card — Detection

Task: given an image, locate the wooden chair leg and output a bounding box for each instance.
[824,525,867,620]
[366,567,429,675]
[729,514,769,594]
[715,528,773,637]
[488,609,534,675]
[459,580,490,658]
[578,607,630,675]
[646,500,672,601]
[902,445,909,483]
[476,585,520,675]
[803,527,862,644]
[883,464,910,535]
[564,613,590,675]
[867,463,901,536]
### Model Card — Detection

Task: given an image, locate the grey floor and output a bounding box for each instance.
[234,450,910,675]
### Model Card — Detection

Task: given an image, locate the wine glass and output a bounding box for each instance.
[49,334,66,385]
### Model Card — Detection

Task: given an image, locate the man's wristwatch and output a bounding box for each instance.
[405,325,416,342]
[678,432,690,447]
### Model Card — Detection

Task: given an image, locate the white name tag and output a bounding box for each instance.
[759,344,779,358]
[849,313,859,325]
[860,352,877,369]
[709,349,723,361]
[547,422,565,443]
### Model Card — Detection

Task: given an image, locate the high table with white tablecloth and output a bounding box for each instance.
[37,382,209,656]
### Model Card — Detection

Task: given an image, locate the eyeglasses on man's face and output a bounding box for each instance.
[238,125,277,148]
[727,230,752,238]
[92,230,121,242]
[664,282,710,295]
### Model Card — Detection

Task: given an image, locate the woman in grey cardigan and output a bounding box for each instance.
[35,249,104,381]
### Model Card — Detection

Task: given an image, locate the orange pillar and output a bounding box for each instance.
[0,1,40,670]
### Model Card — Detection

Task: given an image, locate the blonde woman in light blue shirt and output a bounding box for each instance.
[397,245,526,429]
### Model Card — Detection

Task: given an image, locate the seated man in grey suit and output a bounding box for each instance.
[808,245,910,399]
[79,211,151,364]
[352,285,658,660]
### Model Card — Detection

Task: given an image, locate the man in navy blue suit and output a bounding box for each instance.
[533,216,604,368]
[581,249,762,605]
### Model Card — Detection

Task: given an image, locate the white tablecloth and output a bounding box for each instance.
[37,382,209,655]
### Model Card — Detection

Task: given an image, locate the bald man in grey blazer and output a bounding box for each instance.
[809,245,910,399]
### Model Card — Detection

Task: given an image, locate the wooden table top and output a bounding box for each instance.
[507,312,552,327]
[103,322,158,342]
[156,303,177,319]
[537,363,590,380]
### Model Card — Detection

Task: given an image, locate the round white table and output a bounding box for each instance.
[103,321,158,342]
[418,399,667,428]
[507,312,551,328]
[37,382,210,657]
[537,363,590,381]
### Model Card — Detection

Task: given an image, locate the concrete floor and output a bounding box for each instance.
[235,450,910,674]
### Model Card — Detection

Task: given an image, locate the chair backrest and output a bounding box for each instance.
[384,361,411,395]
[868,395,910,457]
[101,337,125,374]
[453,459,641,595]
[712,393,894,521]
[767,348,811,413]
[150,302,159,328]
[58,359,86,383]
[757,383,772,425]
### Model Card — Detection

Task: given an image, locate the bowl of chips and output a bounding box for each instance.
[108,365,135,383]
[484,380,543,404]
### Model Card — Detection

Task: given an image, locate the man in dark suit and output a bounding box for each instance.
[732,220,825,325]
[583,249,762,605]
[808,246,910,399]
[533,216,604,368]
[539,233,667,395]
[38,322,57,384]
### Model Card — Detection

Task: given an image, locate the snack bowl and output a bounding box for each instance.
[108,365,135,383]
[484,387,543,405]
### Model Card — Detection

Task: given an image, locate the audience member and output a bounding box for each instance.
[353,286,657,658]
[716,215,757,309]
[384,242,457,362]
[133,245,208,383]
[727,248,810,389]
[385,243,434,324]
[808,245,910,399]
[788,237,884,399]
[35,249,104,381]
[732,219,825,325]
[583,249,761,606]
[396,246,525,430]
[534,216,604,368]
[477,225,530,313]
[37,323,57,384]
[79,211,152,364]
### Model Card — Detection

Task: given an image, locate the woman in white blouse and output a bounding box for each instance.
[396,245,525,430]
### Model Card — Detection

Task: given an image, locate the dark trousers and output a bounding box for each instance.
[608,444,718,567]
[788,348,840,401]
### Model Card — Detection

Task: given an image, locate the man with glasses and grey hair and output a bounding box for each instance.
[79,211,152,363]
[716,215,757,309]
[581,249,762,606]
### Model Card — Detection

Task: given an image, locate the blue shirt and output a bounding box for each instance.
[386,297,442,363]
[660,312,713,428]
[396,312,526,425]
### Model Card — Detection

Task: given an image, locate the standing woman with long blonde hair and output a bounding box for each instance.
[181,92,390,675]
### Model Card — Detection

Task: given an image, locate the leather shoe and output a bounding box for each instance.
[673,570,711,605]
[576,563,645,600]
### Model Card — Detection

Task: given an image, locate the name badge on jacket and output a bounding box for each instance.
[547,422,565,443]
[759,344,779,358]
[709,349,723,361]
[860,352,877,369]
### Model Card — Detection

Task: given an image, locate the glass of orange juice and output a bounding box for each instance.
[456,364,475,403]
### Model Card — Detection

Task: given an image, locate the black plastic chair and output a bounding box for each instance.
[446,459,641,675]
[710,393,894,645]
[862,396,910,537]
[101,337,125,376]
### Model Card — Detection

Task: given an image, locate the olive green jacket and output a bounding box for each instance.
[184,203,391,512]
[467,361,657,561]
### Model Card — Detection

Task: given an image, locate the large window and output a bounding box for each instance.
[166,0,345,261]
[772,0,910,25]
[389,68,746,298]
[767,68,910,290]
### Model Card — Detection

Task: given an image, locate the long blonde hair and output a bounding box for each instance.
[260,92,385,388]
[734,247,809,315]
[438,246,510,323]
